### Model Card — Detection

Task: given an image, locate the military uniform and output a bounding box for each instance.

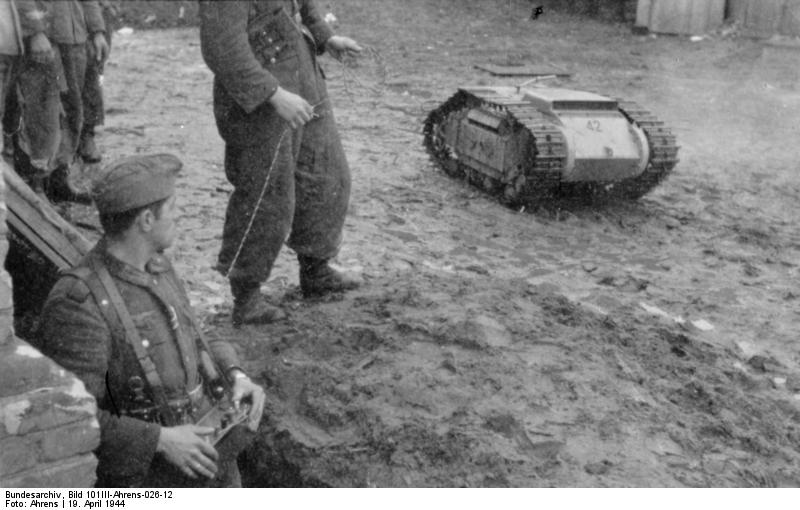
[199,0,351,284]
[0,0,25,155]
[14,0,105,178]
[1,0,59,173]
[37,155,249,488]
[81,0,116,161]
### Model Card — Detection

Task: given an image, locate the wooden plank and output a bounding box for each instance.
[6,192,77,268]
[474,63,571,77]
[7,210,66,269]
[2,162,90,270]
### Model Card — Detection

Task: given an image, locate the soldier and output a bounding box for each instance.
[199,0,362,327]
[36,154,266,487]
[0,0,25,157]
[15,0,109,202]
[80,0,118,163]
[1,0,54,182]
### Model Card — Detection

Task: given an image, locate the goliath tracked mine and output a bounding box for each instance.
[423,86,679,206]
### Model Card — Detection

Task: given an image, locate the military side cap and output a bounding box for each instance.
[92,154,182,214]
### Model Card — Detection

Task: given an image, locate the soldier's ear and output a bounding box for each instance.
[138,208,155,233]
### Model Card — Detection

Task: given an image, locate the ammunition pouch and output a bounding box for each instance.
[119,384,203,426]
[247,7,299,69]
[120,398,194,426]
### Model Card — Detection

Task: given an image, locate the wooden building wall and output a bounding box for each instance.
[636,0,726,35]
[733,0,800,36]
[637,0,800,36]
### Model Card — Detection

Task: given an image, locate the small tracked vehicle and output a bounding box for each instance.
[423,86,679,205]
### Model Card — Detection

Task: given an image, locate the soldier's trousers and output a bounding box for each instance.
[83,26,112,133]
[0,55,17,154]
[12,43,87,177]
[13,51,62,177]
[55,43,89,169]
[216,99,351,283]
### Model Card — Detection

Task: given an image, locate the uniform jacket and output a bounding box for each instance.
[12,0,48,42]
[37,241,241,487]
[43,0,105,45]
[199,0,334,146]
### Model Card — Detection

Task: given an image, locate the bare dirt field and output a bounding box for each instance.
[78,0,800,487]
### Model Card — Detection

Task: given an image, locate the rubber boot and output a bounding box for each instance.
[231,280,286,328]
[298,255,360,298]
[79,129,102,163]
[45,165,93,204]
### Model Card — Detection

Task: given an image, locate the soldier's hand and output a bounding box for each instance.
[93,33,110,64]
[29,33,55,65]
[157,425,219,479]
[325,35,362,61]
[269,87,314,129]
[231,374,266,432]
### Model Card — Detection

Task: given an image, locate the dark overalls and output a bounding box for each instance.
[200,0,351,283]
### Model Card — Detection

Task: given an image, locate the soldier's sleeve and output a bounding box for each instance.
[299,0,334,54]
[164,262,243,375]
[199,1,280,114]
[207,336,241,375]
[38,276,161,484]
[81,0,106,34]
[15,0,47,38]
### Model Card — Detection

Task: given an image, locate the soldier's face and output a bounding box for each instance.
[151,195,177,251]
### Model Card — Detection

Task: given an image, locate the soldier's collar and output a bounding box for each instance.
[95,240,171,286]
[145,253,171,274]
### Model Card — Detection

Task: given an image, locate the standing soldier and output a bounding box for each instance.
[2,0,57,193]
[1,0,51,162]
[37,154,266,487]
[15,0,109,202]
[199,1,362,327]
[0,0,25,156]
[80,0,118,163]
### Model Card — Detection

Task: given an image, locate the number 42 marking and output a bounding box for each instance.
[586,119,602,132]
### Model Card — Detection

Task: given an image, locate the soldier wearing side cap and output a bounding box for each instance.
[199,0,363,327]
[35,154,266,488]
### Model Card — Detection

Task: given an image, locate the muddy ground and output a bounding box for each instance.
[70,0,800,487]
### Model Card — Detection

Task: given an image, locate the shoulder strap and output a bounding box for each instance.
[150,264,227,390]
[182,301,230,392]
[82,259,178,425]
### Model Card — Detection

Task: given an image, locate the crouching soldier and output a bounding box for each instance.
[36,154,265,487]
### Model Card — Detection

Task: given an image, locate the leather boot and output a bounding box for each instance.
[231,280,286,327]
[45,165,93,204]
[298,255,361,298]
[79,130,102,163]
